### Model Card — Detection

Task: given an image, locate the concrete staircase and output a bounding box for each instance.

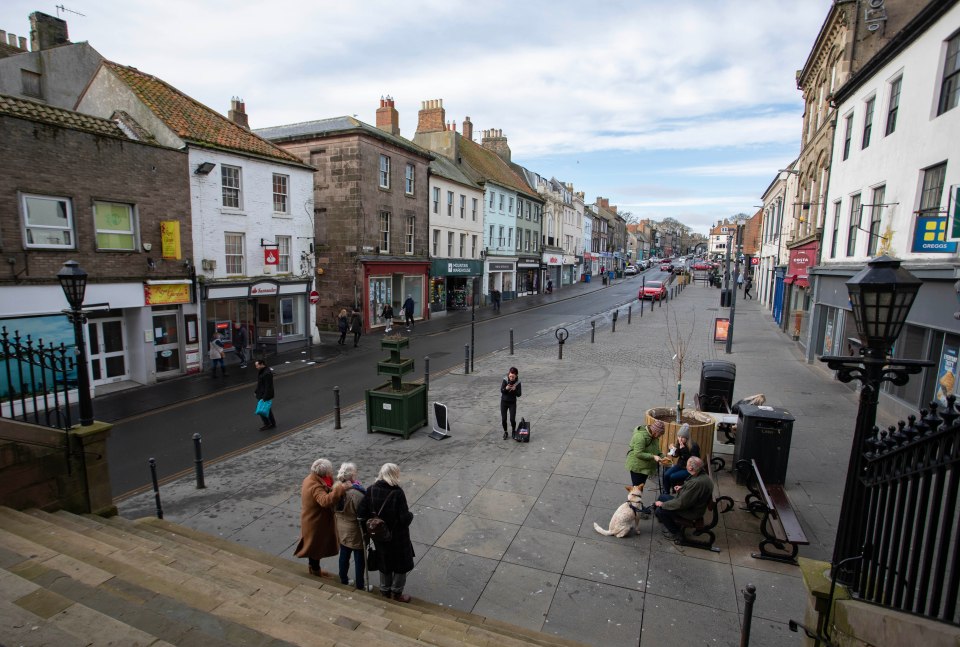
[0,506,586,647]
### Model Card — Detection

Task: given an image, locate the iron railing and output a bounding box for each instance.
[858,395,960,626]
[0,325,74,431]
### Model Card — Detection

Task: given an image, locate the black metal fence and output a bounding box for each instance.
[0,326,74,431]
[858,395,960,625]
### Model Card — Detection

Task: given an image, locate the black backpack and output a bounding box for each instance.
[515,418,530,442]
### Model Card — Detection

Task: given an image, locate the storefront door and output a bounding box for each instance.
[152,312,182,377]
[87,318,128,385]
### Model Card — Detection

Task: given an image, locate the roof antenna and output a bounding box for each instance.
[55,5,87,18]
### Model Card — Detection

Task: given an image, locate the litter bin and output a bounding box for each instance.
[734,404,795,485]
[584,274,591,283]
[698,360,736,413]
[720,288,732,307]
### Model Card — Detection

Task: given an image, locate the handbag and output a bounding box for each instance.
[255,399,272,416]
[366,545,379,571]
[365,491,396,542]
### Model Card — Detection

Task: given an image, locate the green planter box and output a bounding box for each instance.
[377,357,414,377]
[365,382,428,439]
[380,337,410,352]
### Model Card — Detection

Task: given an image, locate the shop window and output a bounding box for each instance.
[932,333,960,407]
[94,201,136,250]
[890,324,929,406]
[21,194,73,249]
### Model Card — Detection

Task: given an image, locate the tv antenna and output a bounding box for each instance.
[55,5,86,18]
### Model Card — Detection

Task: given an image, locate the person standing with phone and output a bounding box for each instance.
[500,367,522,440]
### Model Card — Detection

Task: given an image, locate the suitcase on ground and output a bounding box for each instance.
[515,418,530,442]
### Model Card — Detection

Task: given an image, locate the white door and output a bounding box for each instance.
[152,312,182,378]
[87,318,128,385]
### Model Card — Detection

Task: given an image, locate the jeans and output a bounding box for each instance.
[380,570,407,594]
[339,545,365,589]
[500,400,517,433]
[210,357,225,376]
[663,465,692,491]
[235,347,246,365]
[655,493,682,533]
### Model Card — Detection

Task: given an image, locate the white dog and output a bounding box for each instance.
[593,485,646,537]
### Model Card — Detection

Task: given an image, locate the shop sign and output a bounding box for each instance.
[250,282,279,296]
[751,257,760,266]
[488,262,514,271]
[546,256,561,265]
[787,243,817,282]
[144,282,190,305]
[431,259,482,276]
[160,220,181,260]
[264,248,279,265]
[713,318,729,343]
[912,214,958,253]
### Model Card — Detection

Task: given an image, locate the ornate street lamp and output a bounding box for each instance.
[57,260,94,426]
[819,256,931,585]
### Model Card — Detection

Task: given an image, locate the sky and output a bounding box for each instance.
[1,0,832,234]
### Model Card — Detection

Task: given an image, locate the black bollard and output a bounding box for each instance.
[555,327,569,360]
[640,296,644,317]
[612,309,619,332]
[740,584,757,647]
[464,344,470,374]
[509,329,514,355]
[591,320,596,343]
[192,432,205,489]
[424,356,430,389]
[149,458,163,519]
[628,304,632,324]
[334,386,342,429]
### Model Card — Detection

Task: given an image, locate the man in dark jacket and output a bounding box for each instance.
[233,322,248,368]
[254,359,276,430]
[654,456,712,539]
[402,295,415,330]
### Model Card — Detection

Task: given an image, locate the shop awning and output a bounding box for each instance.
[783,274,809,288]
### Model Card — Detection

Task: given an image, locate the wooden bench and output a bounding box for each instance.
[736,459,809,564]
[670,461,734,552]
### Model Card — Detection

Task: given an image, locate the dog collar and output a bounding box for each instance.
[629,504,645,514]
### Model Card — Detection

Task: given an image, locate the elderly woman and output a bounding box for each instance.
[294,458,346,577]
[333,462,366,589]
[358,463,415,602]
[625,418,666,487]
[663,424,701,491]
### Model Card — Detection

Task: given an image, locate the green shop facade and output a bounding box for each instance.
[429,258,483,315]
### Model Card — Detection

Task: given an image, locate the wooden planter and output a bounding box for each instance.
[365,382,428,439]
[645,407,716,462]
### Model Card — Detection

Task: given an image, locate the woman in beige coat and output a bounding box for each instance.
[294,458,346,577]
[334,462,366,590]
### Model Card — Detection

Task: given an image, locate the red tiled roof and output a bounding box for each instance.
[0,93,128,139]
[102,61,306,166]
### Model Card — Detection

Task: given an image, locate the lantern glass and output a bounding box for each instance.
[57,260,88,310]
[845,256,920,354]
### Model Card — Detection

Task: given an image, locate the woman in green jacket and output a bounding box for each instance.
[625,418,666,486]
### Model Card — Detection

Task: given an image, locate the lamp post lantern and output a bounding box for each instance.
[57,260,94,426]
[818,256,931,585]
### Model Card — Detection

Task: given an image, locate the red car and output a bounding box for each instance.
[693,261,714,271]
[639,280,667,301]
[659,262,673,272]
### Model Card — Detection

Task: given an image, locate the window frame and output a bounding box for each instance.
[459,194,466,218]
[846,193,862,257]
[379,155,391,190]
[221,164,243,209]
[379,211,391,253]
[432,229,440,256]
[93,200,137,251]
[885,76,901,136]
[224,232,245,275]
[405,216,415,254]
[276,235,292,273]
[272,173,289,214]
[472,198,478,221]
[21,69,42,98]
[21,193,74,249]
[471,234,478,258]
[447,231,454,257]
[918,163,947,214]
[937,32,960,115]
[432,187,440,214]
[867,186,885,257]
[842,113,853,161]
[861,96,875,149]
[405,163,415,195]
[447,191,454,217]
[830,200,841,259]
[460,233,467,258]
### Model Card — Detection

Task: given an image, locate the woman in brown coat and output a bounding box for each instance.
[294,458,346,577]
[333,462,366,590]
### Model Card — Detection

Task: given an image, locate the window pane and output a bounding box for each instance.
[272,174,288,213]
[222,166,241,208]
[25,196,68,226]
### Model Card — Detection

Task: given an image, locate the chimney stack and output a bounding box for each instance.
[462,116,473,141]
[416,98,445,134]
[597,197,610,209]
[228,97,249,129]
[376,95,400,135]
[29,12,69,52]
[481,128,511,163]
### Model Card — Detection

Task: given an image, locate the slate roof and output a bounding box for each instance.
[430,154,480,190]
[458,137,537,199]
[102,61,308,167]
[0,93,129,139]
[255,116,432,159]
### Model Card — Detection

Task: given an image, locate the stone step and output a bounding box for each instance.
[0,597,92,647]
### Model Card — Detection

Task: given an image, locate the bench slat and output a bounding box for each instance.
[766,485,808,545]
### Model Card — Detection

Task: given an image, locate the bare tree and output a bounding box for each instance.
[664,309,697,422]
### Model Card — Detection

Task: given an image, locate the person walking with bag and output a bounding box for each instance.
[254,359,277,430]
[209,332,226,378]
[381,302,394,334]
[349,308,363,348]
[743,276,753,300]
[333,462,366,590]
[336,308,349,345]
[358,463,415,602]
[500,367,522,440]
[294,458,346,577]
[402,295,415,330]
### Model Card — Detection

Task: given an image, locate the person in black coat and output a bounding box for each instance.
[254,359,276,430]
[358,463,415,602]
[349,309,363,347]
[500,366,522,440]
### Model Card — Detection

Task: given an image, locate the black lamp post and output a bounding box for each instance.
[819,256,931,585]
[57,260,94,427]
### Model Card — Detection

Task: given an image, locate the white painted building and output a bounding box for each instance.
[758,165,798,311]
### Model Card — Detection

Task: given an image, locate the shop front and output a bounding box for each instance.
[583,252,595,279]
[542,252,562,289]
[516,256,540,296]
[365,260,430,332]
[429,259,483,315]
[486,259,516,301]
[782,241,817,345]
[144,280,196,378]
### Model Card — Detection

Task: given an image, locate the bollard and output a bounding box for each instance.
[149,458,163,519]
[509,329,514,355]
[555,327,569,360]
[628,304,632,324]
[659,292,663,307]
[591,320,596,343]
[640,296,644,317]
[192,433,205,489]
[464,344,470,374]
[612,309,619,333]
[334,386,342,429]
[424,356,430,389]
[740,584,757,647]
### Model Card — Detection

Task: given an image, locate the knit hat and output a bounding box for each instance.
[676,423,691,440]
[650,419,665,433]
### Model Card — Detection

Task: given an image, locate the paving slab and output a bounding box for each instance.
[471,562,560,632]
[543,575,643,645]
[434,514,520,560]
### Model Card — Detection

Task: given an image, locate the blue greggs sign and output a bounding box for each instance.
[912,214,957,253]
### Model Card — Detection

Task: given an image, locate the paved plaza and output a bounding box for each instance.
[118,281,867,646]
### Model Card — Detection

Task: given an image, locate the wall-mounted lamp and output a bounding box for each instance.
[195,162,216,175]
[147,257,156,270]
[778,169,800,176]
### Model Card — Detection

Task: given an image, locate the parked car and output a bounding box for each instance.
[639,280,667,301]
[659,261,673,272]
[624,265,638,275]
[693,261,714,271]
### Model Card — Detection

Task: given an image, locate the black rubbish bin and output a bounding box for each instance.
[734,404,795,486]
[720,288,732,307]
[698,360,736,413]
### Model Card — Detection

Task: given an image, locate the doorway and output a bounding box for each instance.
[152,311,181,378]
[87,318,128,385]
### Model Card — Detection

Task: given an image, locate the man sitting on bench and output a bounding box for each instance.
[654,456,712,540]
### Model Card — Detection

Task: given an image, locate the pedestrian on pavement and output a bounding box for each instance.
[208,332,226,378]
[491,288,501,312]
[358,463,415,602]
[233,322,248,368]
[663,424,700,491]
[737,272,744,289]
[333,462,366,590]
[350,309,363,347]
[337,308,349,345]
[381,302,394,333]
[744,276,753,300]
[294,458,347,578]
[654,456,713,540]
[402,295,415,330]
[500,367,522,440]
[546,279,553,294]
[254,359,277,430]
[625,418,666,488]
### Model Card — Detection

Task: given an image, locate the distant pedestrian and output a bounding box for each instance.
[500,367,522,440]
[334,462,366,590]
[254,359,276,430]
[744,276,753,300]
[402,295,415,330]
[337,308,349,345]
[358,463,416,602]
[381,302,394,333]
[233,322,248,368]
[737,273,744,289]
[546,279,553,294]
[295,458,346,578]
[350,309,363,347]
[491,288,501,312]
[208,332,226,378]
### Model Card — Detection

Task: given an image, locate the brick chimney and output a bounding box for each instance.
[462,116,473,141]
[29,12,69,52]
[228,97,249,129]
[416,99,445,134]
[376,95,400,135]
[481,128,511,163]
[597,197,610,209]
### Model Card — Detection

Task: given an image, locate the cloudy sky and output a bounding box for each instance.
[2,0,831,233]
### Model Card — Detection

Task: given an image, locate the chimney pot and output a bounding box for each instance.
[228,97,250,129]
[415,97,446,134]
[18,35,27,50]
[462,116,473,140]
[8,33,17,46]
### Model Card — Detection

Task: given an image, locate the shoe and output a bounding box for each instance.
[381,590,392,598]
[392,592,412,603]
[240,364,247,368]
[309,567,321,577]
[661,528,680,540]
[503,431,508,440]
[268,424,277,429]
[259,425,271,431]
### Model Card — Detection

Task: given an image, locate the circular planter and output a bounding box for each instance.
[645,407,715,461]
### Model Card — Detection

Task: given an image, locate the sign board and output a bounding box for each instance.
[713,317,730,343]
[488,262,514,271]
[751,257,760,266]
[144,282,191,305]
[250,282,279,296]
[264,248,279,265]
[912,213,958,253]
[160,220,182,260]
[949,186,960,241]
[309,290,320,304]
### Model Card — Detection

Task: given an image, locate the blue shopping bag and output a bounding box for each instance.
[255,399,272,417]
